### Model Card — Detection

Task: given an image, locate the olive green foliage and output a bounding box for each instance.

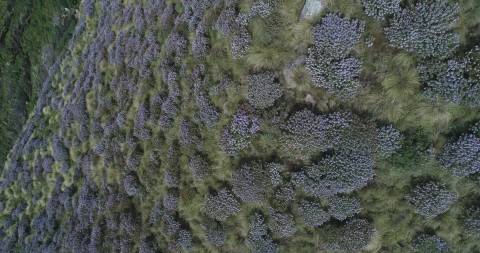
[0,0,79,166]
[1,0,480,252]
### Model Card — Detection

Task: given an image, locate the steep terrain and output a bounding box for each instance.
[1,0,480,252]
[0,0,79,165]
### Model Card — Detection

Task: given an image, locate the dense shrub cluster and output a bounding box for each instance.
[202,219,226,247]
[266,162,283,187]
[209,77,233,96]
[374,125,403,158]
[165,32,187,57]
[231,28,252,59]
[192,65,220,127]
[179,0,214,31]
[247,72,283,109]
[327,195,361,221]
[133,103,151,140]
[281,108,402,163]
[281,109,352,157]
[419,59,480,106]
[220,108,260,155]
[192,23,209,59]
[42,156,54,174]
[163,189,179,212]
[412,233,449,253]
[417,44,480,107]
[361,0,401,21]
[148,199,164,225]
[188,154,210,182]
[175,229,193,250]
[215,0,276,59]
[164,168,180,188]
[237,0,274,25]
[322,219,375,253]
[438,133,480,177]
[267,207,297,238]
[52,135,69,163]
[215,7,238,37]
[406,181,457,218]
[293,150,375,197]
[298,200,330,228]
[246,212,277,253]
[307,54,362,99]
[310,14,364,59]
[385,0,460,59]
[161,213,181,237]
[237,0,276,58]
[232,162,271,203]
[0,0,473,251]
[306,14,365,98]
[204,188,241,221]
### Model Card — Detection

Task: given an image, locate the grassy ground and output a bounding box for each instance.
[1,0,480,252]
[0,0,79,166]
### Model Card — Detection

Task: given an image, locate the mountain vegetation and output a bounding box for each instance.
[0,0,480,252]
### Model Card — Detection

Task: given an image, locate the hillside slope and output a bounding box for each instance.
[0,0,79,165]
[1,0,480,252]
